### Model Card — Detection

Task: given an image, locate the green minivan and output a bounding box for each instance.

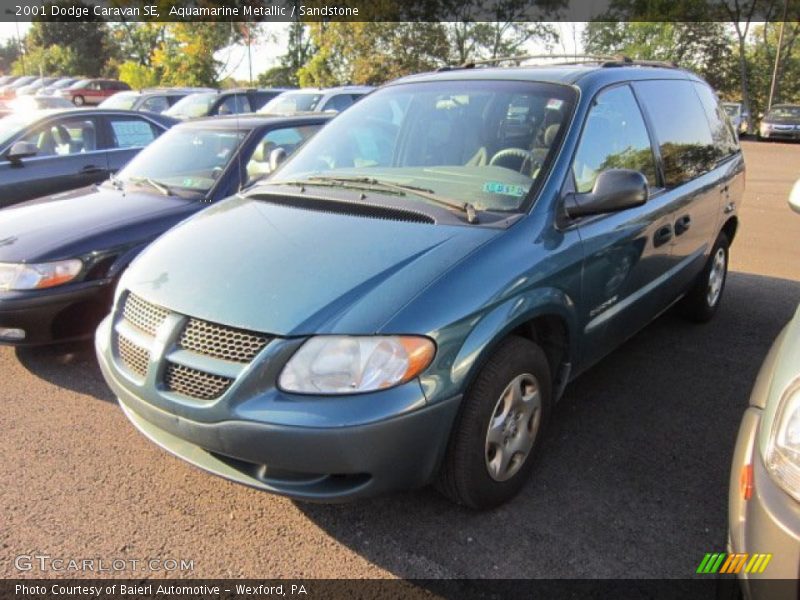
[96,59,744,508]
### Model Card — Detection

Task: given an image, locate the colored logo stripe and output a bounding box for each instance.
[697,553,772,574]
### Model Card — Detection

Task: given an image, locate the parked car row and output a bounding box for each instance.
[0,75,131,104]
[0,58,795,598]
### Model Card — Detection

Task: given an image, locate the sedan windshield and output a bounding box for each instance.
[270,80,577,214]
[0,112,41,147]
[100,93,138,110]
[259,92,323,114]
[722,104,740,117]
[165,93,216,119]
[766,105,800,120]
[112,126,245,194]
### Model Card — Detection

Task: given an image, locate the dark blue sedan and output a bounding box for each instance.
[0,108,178,208]
[0,113,331,345]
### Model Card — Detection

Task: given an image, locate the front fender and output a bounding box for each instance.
[418,287,578,403]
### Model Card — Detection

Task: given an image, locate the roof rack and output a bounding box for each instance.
[437,54,679,71]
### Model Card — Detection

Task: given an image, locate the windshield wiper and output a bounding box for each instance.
[274,176,478,223]
[128,176,173,197]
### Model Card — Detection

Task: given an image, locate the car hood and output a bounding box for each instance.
[122,194,499,336]
[0,185,199,262]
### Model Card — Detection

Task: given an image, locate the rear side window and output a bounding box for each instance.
[692,82,739,159]
[572,85,657,193]
[633,80,718,187]
[323,94,355,112]
[108,117,160,148]
[141,96,170,113]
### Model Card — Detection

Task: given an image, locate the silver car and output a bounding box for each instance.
[728,179,800,597]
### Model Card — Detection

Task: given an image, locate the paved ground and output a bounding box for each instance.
[1,140,799,581]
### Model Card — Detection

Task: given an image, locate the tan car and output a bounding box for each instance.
[727,179,800,598]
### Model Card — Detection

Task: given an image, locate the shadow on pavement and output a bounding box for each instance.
[295,271,800,580]
[15,339,115,403]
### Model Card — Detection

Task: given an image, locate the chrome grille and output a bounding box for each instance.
[117,335,150,379]
[122,293,169,336]
[178,318,270,363]
[164,362,232,400]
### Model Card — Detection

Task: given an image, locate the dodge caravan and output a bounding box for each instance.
[96,59,744,508]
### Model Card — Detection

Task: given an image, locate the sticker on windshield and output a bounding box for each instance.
[546,98,564,110]
[483,181,527,197]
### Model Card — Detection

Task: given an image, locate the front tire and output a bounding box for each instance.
[678,232,730,323]
[436,336,552,509]
[73,95,85,106]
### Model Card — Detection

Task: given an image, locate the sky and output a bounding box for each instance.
[0,21,586,81]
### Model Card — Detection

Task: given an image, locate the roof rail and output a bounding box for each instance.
[436,53,680,71]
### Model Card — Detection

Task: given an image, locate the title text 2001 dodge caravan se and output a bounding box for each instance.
[96,59,744,509]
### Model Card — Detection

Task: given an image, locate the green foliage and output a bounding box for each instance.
[583,22,737,90]
[0,39,21,75]
[117,60,160,89]
[151,23,241,87]
[299,22,451,86]
[16,0,112,76]
[13,45,79,76]
[257,66,295,88]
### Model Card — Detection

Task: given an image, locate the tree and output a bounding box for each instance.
[264,21,315,87]
[117,60,160,89]
[18,0,112,76]
[151,23,243,87]
[298,22,451,86]
[0,39,20,75]
[443,0,563,64]
[582,22,736,90]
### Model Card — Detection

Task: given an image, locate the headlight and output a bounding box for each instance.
[0,260,82,291]
[278,335,435,395]
[765,379,800,502]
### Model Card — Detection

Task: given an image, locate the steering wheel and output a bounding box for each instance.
[489,147,536,174]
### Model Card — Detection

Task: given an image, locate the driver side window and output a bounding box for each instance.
[572,85,657,193]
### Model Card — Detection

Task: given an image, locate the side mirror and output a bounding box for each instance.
[789,179,800,215]
[269,147,287,172]
[7,140,38,163]
[564,169,648,218]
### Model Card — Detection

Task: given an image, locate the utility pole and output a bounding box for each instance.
[767,0,789,110]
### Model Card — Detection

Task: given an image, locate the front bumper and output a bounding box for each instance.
[729,409,800,598]
[96,316,461,502]
[760,128,800,141]
[0,280,113,346]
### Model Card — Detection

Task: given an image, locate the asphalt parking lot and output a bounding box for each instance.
[1,140,800,581]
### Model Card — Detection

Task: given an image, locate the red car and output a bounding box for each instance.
[57,78,130,106]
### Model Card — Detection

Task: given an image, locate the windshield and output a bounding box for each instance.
[165,93,217,119]
[0,113,40,147]
[271,80,576,213]
[766,105,800,120]
[100,93,138,110]
[112,126,245,193]
[51,78,76,89]
[259,92,323,114]
[68,79,90,90]
[722,104,740,117]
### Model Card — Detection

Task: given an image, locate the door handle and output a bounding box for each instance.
[81,165,103,174]
[674,214,691,236]
[653,224,673,248]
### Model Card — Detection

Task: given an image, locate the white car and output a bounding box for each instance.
[258,86,373,115]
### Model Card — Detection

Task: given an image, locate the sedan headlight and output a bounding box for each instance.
[278,335,435,395]
[0,260,82,291]
[765,379,800,502]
